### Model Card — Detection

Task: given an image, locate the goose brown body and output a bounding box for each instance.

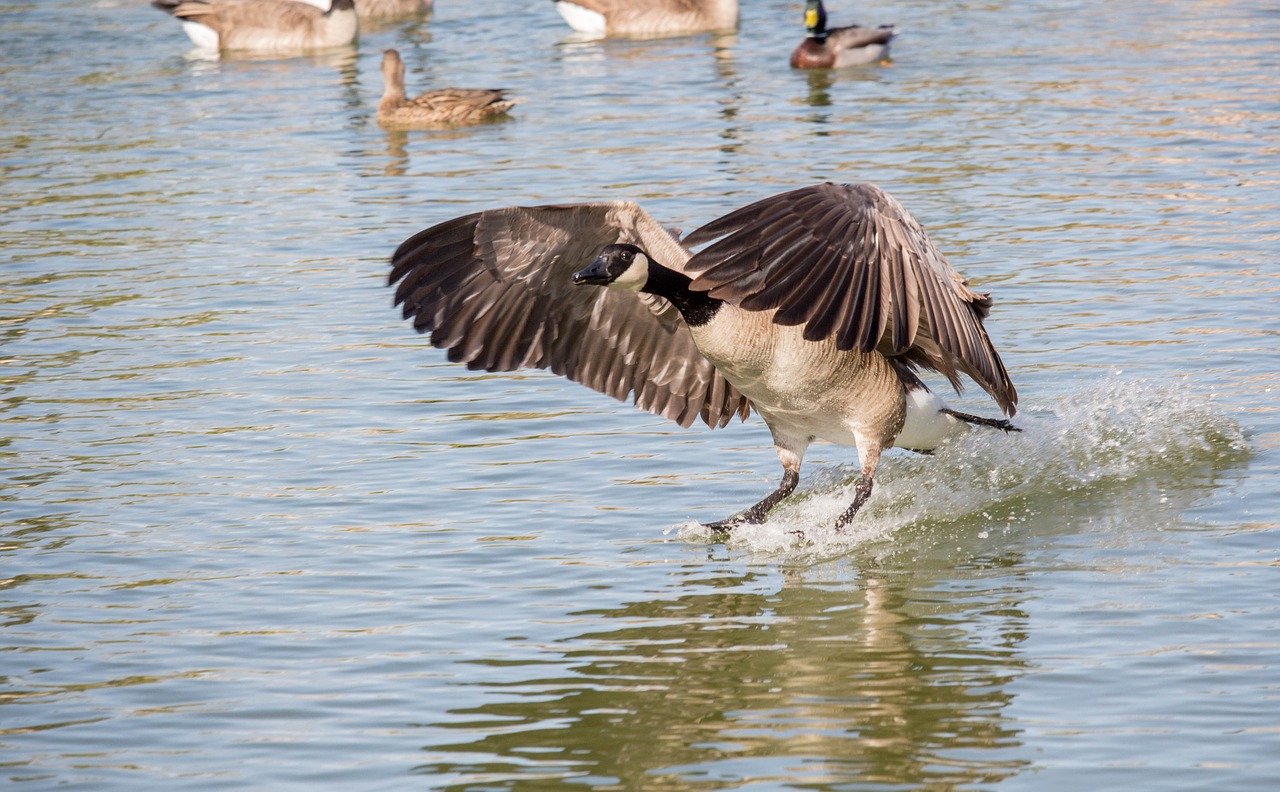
[152,0,358,52]
[553,0,738,37]
[377,50,516,129]
[389,183,1018,531]
[357,0,431,19]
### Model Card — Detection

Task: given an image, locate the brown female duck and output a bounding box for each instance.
[377,50,516,129]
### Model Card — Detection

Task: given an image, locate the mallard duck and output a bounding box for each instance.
[377,50,516,129]
[552,0,738,38]
[388,183,1019,531]
[790,0,896,68]
[152,0,358,52]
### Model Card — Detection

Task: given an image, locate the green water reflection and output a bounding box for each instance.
[417,563,1030,789]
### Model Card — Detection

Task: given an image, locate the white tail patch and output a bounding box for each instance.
[554,1,606,35]
[179,20,220,50]
[894,387,962,451]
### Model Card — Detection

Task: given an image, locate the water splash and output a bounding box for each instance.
[673,375,1250,553]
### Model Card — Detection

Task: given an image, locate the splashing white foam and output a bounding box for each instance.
[672,375,1248,553]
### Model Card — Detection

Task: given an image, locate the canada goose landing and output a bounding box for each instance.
[356,0,431,20]
[377,50,516,129]
[552,0,738,38]
[151,0,358,53]
[389,183,1018,532]
[790,0,896,69]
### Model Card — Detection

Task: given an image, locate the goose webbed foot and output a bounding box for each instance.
[703,516,746,534]
[702,469,800,534]
[940,408,1021,433]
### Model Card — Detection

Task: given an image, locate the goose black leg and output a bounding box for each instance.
[941,408,1021,433]
[704,469,800,533]
[834,475,874,528]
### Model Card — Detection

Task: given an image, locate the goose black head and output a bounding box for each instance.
[572,243,651,291]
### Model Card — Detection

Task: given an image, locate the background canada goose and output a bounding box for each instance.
[388,183,1018,531]
[356,0,431,20]
[377,50,516,128]
[790,0,896,69]
[152,0,358,53]
[552,0,738,38]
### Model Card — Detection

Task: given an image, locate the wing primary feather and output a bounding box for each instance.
[740,234,824,312]
[771,235,844,327]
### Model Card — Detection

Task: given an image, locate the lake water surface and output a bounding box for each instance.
[2,0,1278,789]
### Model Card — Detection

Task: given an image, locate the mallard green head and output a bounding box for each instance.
[804,0,828,37]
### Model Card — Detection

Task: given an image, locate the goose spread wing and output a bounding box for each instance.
[389,202,752,429]
[682,182,1017,415]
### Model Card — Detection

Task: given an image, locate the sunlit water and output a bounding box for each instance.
[3,0,1278,789]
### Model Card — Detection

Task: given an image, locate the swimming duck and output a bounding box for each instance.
[151,0,358,53]
[357,0,430,19]
[790,0,896,68]
[388,183,1018,531]
[377,50,516,129]
[552,0,738,38]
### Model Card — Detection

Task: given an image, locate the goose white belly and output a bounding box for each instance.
[689,310,903,447]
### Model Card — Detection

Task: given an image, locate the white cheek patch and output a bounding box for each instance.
[295,0,332,10]
[611,252,650,291]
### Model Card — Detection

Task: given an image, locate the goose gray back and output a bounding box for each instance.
[389,183,1018,534]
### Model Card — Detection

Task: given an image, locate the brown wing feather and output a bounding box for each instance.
[389,202,751,429]
[682,182,1017,415]
[400,89,515,124]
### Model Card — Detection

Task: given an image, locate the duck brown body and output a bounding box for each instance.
[377,50,515,128]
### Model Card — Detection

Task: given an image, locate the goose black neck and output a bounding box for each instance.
[643,262,723,328]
